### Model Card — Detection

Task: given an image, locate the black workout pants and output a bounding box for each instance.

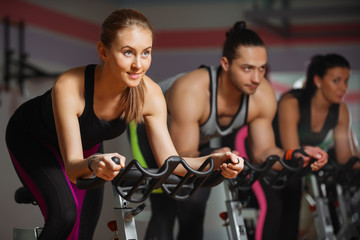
[145,188,211,240]
[6,122,103,240]
[258,176,303,240]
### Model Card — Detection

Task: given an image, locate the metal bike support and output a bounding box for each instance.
[223,179,248,240]
[112,185,138,240]
[309,174,336,240]
[335,184,351,240]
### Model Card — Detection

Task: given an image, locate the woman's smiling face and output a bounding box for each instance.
[105,25,153,88]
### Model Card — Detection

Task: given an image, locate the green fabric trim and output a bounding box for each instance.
[129,121,148,168]
[129,121,162,194]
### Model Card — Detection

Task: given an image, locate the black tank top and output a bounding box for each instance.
[78,64,127,149]
[273,89,339,148]
[13,64,127,150]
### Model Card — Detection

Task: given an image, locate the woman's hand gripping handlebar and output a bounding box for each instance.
[77,156,225,203]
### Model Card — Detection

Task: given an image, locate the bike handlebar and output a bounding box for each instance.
[317,156,360,187]
[225,149,320,191]
[227,155,279,191]
[77,156,222,203]
[263,149,312,189]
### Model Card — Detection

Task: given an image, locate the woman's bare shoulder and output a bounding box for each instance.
[52,66,87,101]
[55,66,86,86]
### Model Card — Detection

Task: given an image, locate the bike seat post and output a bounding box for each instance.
[112,185,138,240]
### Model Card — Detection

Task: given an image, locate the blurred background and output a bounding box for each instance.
[0,0,359,239]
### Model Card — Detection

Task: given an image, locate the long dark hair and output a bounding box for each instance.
[222,21,265,64]
[100,9,153,124]
[303,53,350,98]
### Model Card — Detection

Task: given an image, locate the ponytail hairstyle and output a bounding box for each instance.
[303,53,350,98]
[100,9,154,123]
[222,21,265,64]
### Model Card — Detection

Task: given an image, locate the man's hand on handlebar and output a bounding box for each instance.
[211,152,244,178]
[302,146,328,171]
[89,153,125,181]
[211,147,240,156]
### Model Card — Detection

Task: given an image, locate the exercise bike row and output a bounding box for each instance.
[221,155,360,240]
[13,154,360,240]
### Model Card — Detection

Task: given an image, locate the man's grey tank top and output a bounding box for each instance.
[159,65,249,145]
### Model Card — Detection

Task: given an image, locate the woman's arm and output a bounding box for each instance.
[277,94,301,149]
[52,67,122,183]
[277,94,327,170]
[334,103,356,164]
[350,129,360,169]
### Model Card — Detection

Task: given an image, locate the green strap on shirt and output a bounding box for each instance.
[129,121,162,193]
[129,121,148,168]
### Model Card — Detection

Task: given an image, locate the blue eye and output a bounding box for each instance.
[142,50,150,57]
[124,50,132,56]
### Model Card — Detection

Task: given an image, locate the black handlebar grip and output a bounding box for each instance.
[112,156,120,165]
[76,174,107,190]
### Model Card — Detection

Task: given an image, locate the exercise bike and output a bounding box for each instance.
[335,157,360,240]
[219,149,309,240]
[13,155,225,240]
[219,155,278,240]
[306,156,360,240]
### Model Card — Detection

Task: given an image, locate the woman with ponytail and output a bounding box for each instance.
[265,53,359,239]
[5,9,244,240]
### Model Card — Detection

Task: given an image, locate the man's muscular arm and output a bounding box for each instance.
[166,70,209,157]
[247,80,284,170]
